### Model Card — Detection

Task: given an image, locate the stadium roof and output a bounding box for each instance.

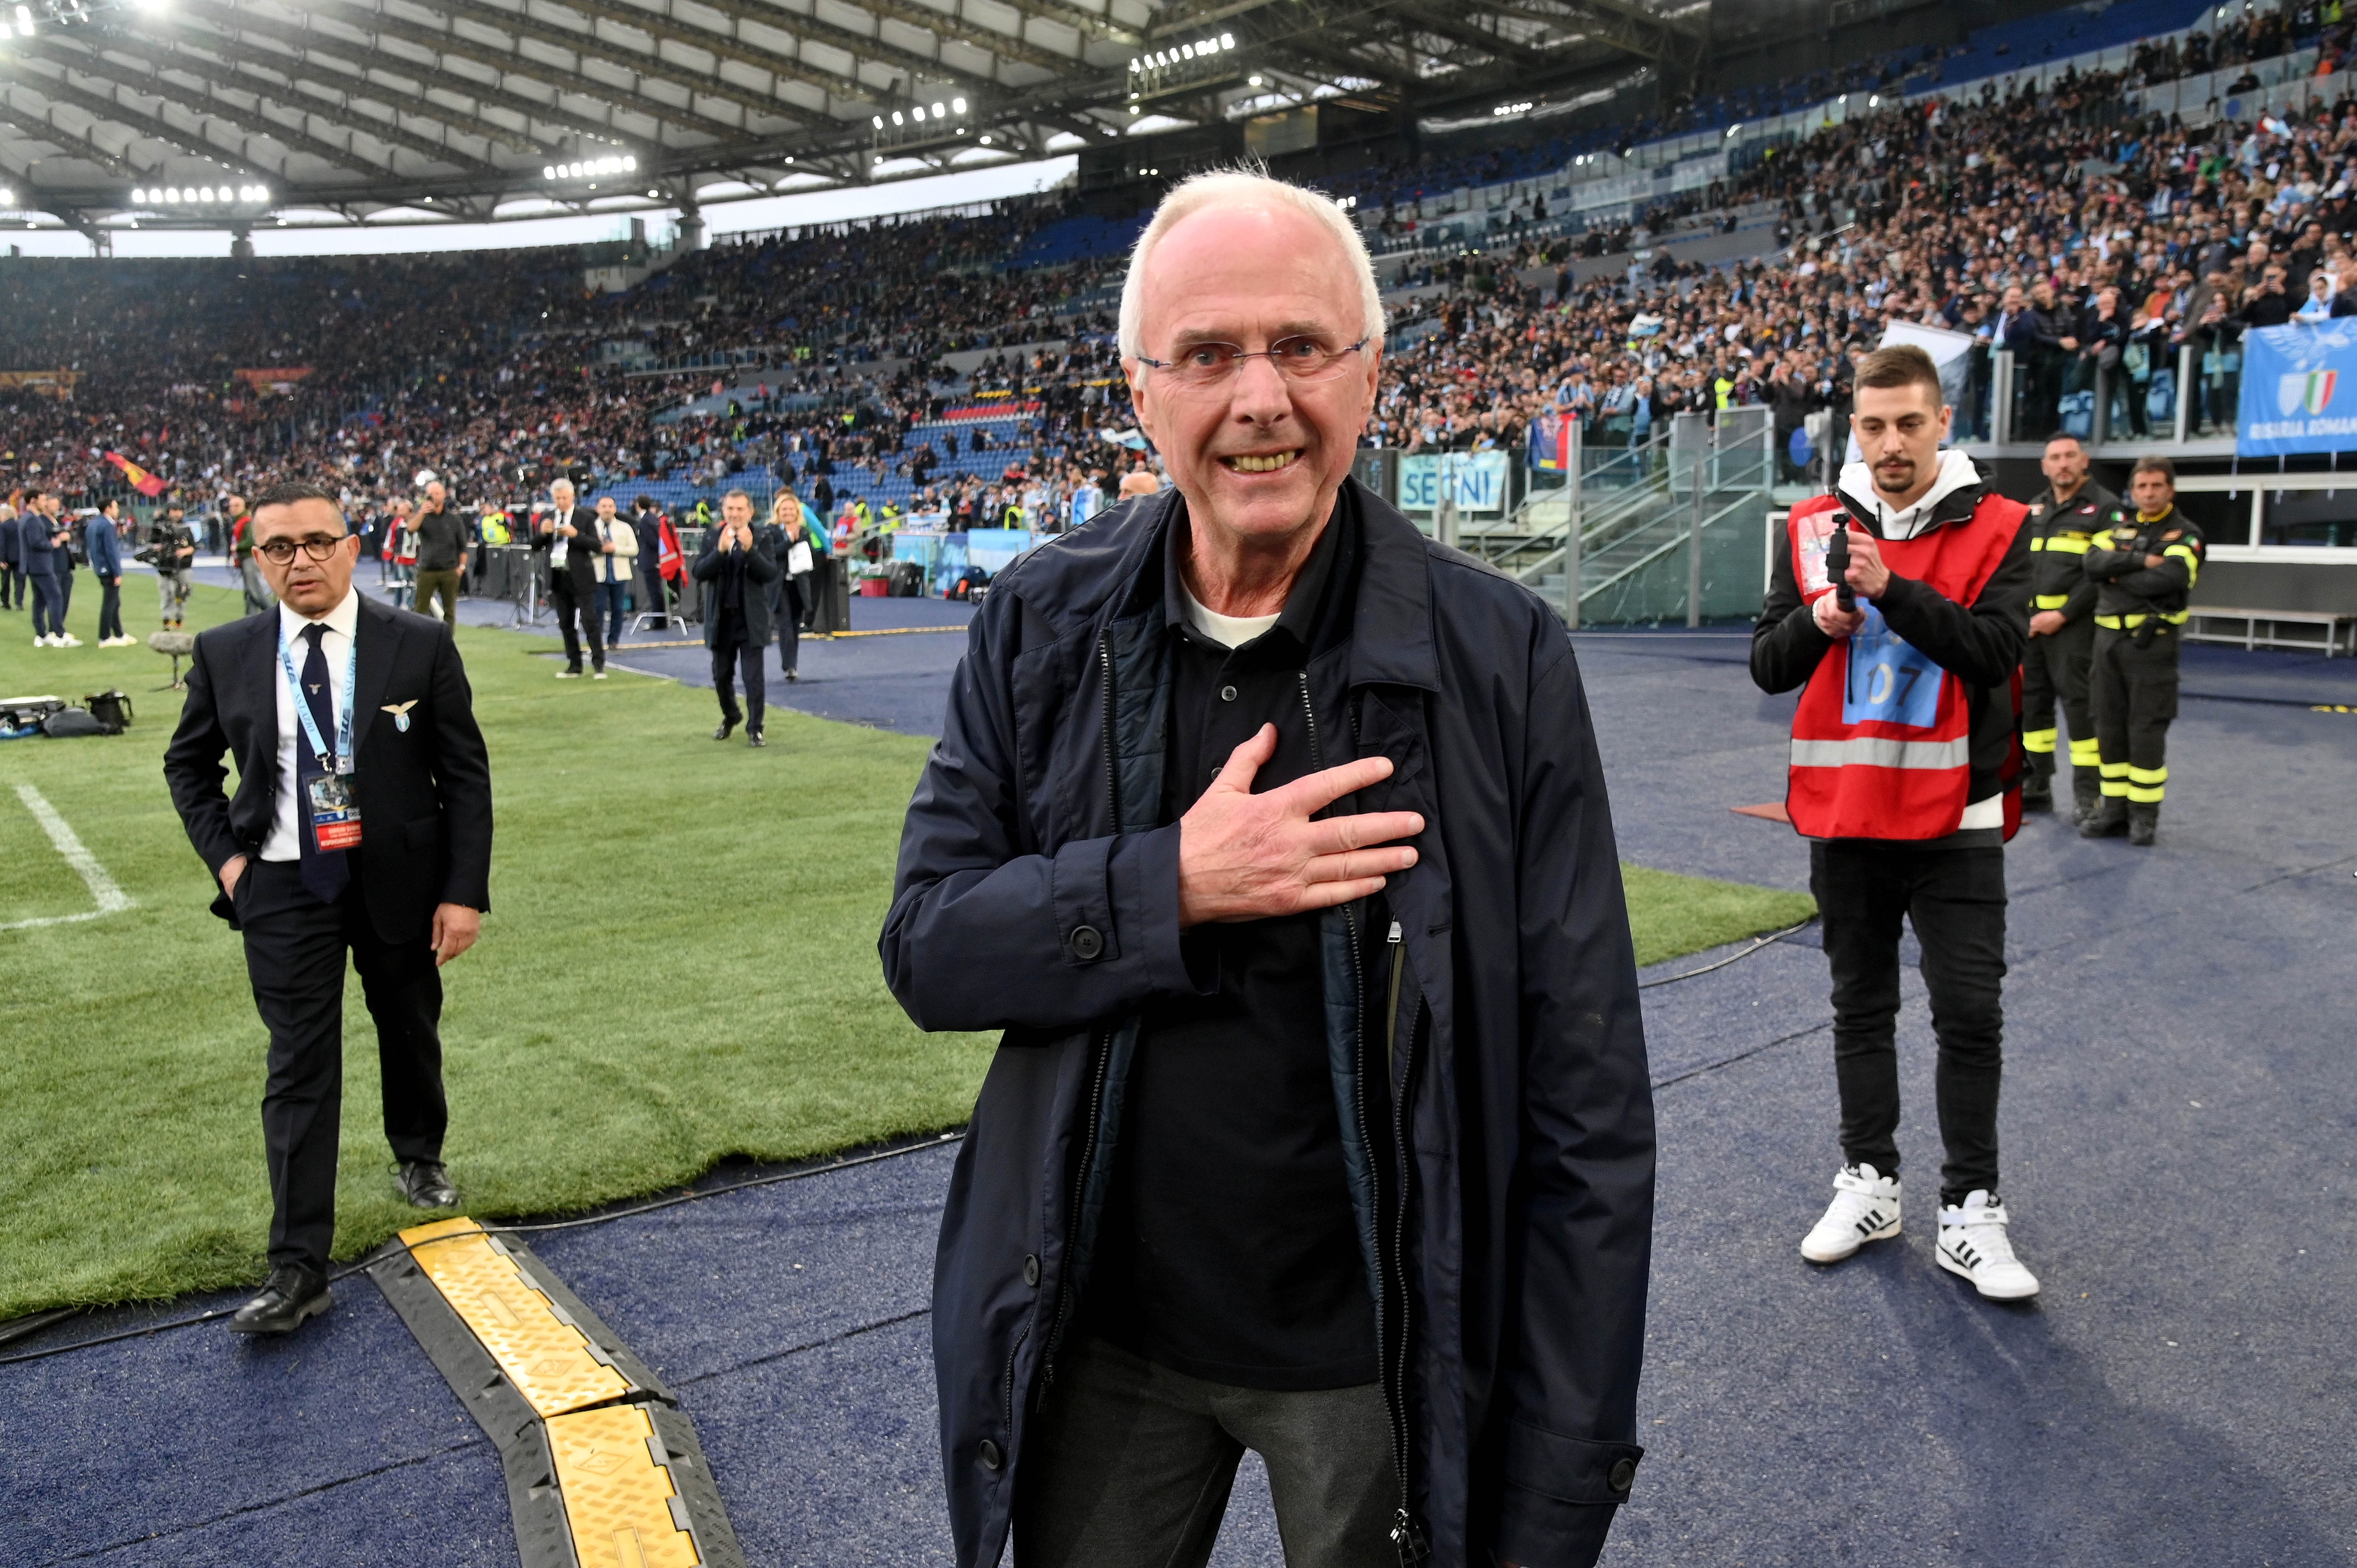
[0,0,1703,238]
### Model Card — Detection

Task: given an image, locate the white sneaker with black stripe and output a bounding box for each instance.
[1937,1191,2040,1300]
[1800,1163,1902,1264]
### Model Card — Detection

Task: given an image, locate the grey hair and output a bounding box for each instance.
[1118,168,1384,366]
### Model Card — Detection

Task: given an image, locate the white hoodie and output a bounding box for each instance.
[1838,447,1982,539]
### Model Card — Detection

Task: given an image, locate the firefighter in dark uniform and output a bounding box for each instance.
[2081,455,2204,846]
[2019,434,2115,823]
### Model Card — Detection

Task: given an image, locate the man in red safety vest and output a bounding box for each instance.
[1749,344,2043,1302]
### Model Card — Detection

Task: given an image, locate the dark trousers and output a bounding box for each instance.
[412,568,460,629]
[1809,842,2008,1205]
[56,568,73,621]
[549,575,604,672]
[27,570,61,636]
[2090,625,2178,808]
[2021,612,2096,789]
[642,568,669,625]
[779,574,808,674]
[713,638,764,732]
[1,564,20,608]
[234,859,447,1273]
[595,581,630,643]
[95,576,123,641]
[1013,1338,1396,1568]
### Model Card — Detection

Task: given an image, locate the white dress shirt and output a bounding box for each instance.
[261,589,360,862]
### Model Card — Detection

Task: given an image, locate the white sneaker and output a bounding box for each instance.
[55,633,83,647]
[1937,1191,2040,1300]
[35,635,53,647]
[1800,1164,1902,1264]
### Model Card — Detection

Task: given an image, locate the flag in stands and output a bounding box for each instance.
[104,450,169,497]
[1530,412,1577,471]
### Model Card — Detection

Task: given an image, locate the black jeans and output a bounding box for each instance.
[96,576,123,641]
[712,638,764,733]
[1809,841,2007,1205]
[234,859,447,1273]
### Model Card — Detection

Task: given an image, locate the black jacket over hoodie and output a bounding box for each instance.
[882,478,1654,1568]
[1750,468,2033,841]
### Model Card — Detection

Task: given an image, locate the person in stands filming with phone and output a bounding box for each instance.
[1750,344,2042,1302]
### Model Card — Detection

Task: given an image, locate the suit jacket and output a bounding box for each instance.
[163,595,494,944]
[19,516,57,575]
[690,530,780,648]
[0,513,18,568]
[530,506,600,592]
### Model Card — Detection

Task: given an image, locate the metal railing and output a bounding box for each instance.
[1458,411,1779,627]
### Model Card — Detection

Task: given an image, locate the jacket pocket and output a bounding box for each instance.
[403,815,444,850]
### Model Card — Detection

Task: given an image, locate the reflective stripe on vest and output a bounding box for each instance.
[1791,735,1973,770]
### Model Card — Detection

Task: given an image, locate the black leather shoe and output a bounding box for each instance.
[713,718,738,741]
[230,1265,331,1335]
[398,1159,459,1209]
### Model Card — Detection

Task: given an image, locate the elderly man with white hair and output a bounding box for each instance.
[883,169,1654,1568]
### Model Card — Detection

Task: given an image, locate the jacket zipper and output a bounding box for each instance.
[1098,636,1120,834]
[1046,638,1124,1392]
[1388,976,1430,1566]
[1307,673,1426,1564]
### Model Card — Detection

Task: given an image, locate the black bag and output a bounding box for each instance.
[86,690,133,732]
[42,708,112,738]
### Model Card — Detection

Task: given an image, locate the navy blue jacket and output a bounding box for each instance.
[19,514,58,577]
[86,516,123,580]
[0,512,18,568]
[881,479,1654,1568]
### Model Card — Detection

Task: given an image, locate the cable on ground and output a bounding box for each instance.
[1638,914,1819,990]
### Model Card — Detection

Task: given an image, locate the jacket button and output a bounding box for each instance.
[1069,925,1104,961]
[978,1439,1004,1472]
[1218,684,1238,701]
[1023,1253,1040,1288]
[1608,1457,1637,1495]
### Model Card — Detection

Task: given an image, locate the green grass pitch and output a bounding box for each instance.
[0,580,1811,1319]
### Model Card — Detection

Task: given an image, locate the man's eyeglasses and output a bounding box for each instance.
[256,533,349,564]
[1136,336,1371,390]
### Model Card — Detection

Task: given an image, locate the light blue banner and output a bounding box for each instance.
[2237,321,2357,457]
[1398,451,1512,515]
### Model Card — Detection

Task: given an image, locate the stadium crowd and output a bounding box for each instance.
[2,3,2353,541]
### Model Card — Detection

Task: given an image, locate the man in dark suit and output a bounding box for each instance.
[691,489,779,747]
[164,479,493,1336]
[529,476,605,678]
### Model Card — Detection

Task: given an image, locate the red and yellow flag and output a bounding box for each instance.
[104,451,169,498]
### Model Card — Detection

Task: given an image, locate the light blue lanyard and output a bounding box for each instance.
[279,622,357,775]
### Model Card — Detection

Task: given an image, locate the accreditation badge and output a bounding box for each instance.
[306,771,364,852]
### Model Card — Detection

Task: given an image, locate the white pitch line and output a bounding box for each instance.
[2,783,136,931]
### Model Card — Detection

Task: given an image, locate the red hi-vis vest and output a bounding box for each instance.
[1786,490,2027,841]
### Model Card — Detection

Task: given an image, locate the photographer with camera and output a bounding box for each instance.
[1751,345,2040,1302]
[147,503,198,631]
[2078,457,2204,847]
